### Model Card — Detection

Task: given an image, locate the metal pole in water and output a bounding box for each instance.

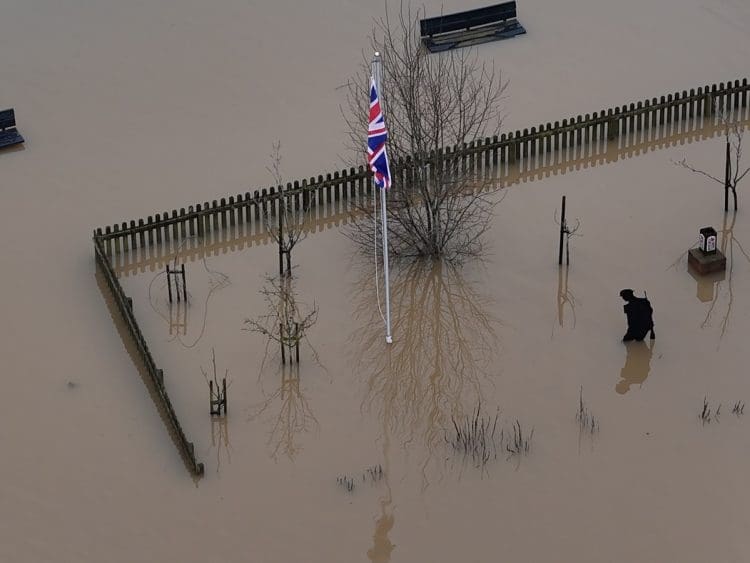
[372,52,393,344]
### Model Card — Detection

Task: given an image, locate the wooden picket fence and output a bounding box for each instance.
[95,78,748,256]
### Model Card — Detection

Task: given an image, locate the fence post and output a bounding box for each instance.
[325,173,333,204]
[505,132,515,164]
[650,98,658,129]
[170,210,178,242]
[606,110,619,141]
[355,167,364,202]
[227,197,236,227]
[680,90,688,121]
[333,172,341,208]
[705,85,715,117]
[635,103,643,131]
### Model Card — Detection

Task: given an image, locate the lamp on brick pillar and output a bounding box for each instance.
[688,226,725,275]
[699,226,717,255]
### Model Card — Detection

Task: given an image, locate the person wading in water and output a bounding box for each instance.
[619,289,655,342]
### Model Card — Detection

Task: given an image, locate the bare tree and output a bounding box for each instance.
[264,141,308,277]
[243,274,319,366]
[343,3,508,263]
[676,104,750,211]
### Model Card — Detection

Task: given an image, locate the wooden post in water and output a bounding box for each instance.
[181,264,186,301]
[558,195,566,266]
[725,138,731,212]
[166,263,187,303]
[222,378,227,414]
[166,264,173,303]
[209,379,227,416]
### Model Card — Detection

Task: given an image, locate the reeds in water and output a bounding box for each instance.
[336,475,356,492]
[576,386,598,435]
[337,465,385,493]
[445,402,500,468]
[506,420,534,457]
[700,397,721,424]
[732,401,745,417]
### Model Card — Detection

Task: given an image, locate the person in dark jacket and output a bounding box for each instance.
[620,289,655,341]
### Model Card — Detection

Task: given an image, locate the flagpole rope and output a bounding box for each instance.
[373,181,387,327]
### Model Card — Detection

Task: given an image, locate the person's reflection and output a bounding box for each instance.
[616,340,653,394]
[367,497,395,562]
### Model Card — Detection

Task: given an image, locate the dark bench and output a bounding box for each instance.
[0,109,25,149]
[420,2,526,53]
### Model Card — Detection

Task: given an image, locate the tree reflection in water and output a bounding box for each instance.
[207,415,232,474]
[248,362,319,462]
[351,259,500,484]
[699,211,750,341]
[554,263,576,333]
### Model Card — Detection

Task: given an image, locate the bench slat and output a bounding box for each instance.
[0,108,16,131]
[420,2,517,37]
[0,129,24,148]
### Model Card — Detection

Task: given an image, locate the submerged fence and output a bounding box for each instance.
[95,237,204,476]
[111,102,749,276]
[93,76,748,474]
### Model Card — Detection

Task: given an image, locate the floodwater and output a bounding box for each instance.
[2,1,750,562]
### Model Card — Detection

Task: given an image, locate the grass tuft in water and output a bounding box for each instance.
[576,386,598,435]
[445,402,500,469]
[506,419,534,458]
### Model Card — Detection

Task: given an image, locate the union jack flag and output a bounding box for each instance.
[367,76,391,189]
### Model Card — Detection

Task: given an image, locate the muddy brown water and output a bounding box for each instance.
[3,1,750,562]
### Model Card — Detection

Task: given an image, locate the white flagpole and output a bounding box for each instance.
[372,52,393,344]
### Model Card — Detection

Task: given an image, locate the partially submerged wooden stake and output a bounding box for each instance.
[558,195,566,266]
[166,263,187,303]
[280,322,301,365]
[209,378,228,416]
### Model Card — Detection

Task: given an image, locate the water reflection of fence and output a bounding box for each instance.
[94,237,205,476]
[96,77,748,259]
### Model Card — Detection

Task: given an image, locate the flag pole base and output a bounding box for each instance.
[386,335,393,344]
